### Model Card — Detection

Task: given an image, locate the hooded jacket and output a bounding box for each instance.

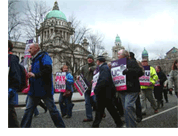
[168,69,178,93]
[28,51,54,98]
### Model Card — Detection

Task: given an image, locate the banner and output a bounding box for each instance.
[74,74,88,96]
[111,58,127,91]
[139,66,150,86]
[91,67,99,96]
[55,72,66,93]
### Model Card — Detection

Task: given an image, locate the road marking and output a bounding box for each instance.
[142,105,178,122]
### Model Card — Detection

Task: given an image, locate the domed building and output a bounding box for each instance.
[112,34,124,60]
[142,47,149,60]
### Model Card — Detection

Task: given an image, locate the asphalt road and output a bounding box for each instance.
[15,93,178,128]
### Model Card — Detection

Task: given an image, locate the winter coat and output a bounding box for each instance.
[80,62,96,93]
[168,70,178,93]
[28,51,54,98]
[8,54,21,90]
[154,71,167,92]
[65,72,74,92]
[94,63,115,99]
[123,58,143,92]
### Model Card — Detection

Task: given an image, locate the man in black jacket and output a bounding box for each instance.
[118,49,143,127]
[92,56,123,128]
[8,40,20,127]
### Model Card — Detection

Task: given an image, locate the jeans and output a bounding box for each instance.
[84,92,93,119]
[119,92,139,128]
[59,92,74,117]
[26,96,39,116]
[21,96,65,128]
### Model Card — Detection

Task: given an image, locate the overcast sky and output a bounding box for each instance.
[13,0,178,60]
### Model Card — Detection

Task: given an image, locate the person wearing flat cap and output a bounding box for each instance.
[78,54,96,122]
[92,56,123,128]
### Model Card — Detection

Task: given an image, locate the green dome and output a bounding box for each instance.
[44,1,67,21]
[115,35,121,43]
[142,48,148,56]
[45,10,67,21]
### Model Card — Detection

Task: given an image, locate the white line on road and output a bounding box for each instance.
[73,109,85,112]
[142,105,178,122]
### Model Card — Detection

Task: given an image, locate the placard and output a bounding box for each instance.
[155,80,161,86]
[91,67,99,96]
[111,58,127,91]
[55,72,66,93]
[74,74,88,96]
[139,66,150,86]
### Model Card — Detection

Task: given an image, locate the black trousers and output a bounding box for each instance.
[92,96,123,127]
[154,86,163,102]
[135,94,142,118]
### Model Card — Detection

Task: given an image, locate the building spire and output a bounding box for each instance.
[53,1,59,10]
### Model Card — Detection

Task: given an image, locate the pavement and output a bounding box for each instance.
[17,92,85,107]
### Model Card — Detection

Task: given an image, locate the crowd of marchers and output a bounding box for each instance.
[8,40,178,128]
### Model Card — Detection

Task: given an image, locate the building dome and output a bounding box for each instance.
[142,48,148,57]
[115,34,121,43]
[44,1,67,21]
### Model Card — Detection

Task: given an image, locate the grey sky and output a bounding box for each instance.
[14,0,178,60]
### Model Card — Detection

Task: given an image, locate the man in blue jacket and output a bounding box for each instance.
[20,43,65,128]
[92,56,123,128]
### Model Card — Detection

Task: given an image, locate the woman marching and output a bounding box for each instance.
[154,66,167,109]
[59,65,75,118]
[168,60,178,97]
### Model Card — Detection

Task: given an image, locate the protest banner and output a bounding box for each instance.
[139,66,150,86]
[74,74,88,96]
[111,58,127,91]
[55,72,66,93]
[91,67,99,96]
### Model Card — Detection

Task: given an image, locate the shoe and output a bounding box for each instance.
[44,107,47,113]
[154,110,158,113]
[116,122,125,128]
[136,117,142,123]
[83,118,93,122]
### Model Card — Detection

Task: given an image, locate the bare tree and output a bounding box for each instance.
[125,43,140,60]
[22,0,50,43]
[8,0,22,41]
[87,32,105,56]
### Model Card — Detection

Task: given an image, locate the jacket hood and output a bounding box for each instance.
[9,54,19,63]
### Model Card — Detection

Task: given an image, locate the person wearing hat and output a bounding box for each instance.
[92,56,123,128]
[78,54,96,122]
[140,58,158,115]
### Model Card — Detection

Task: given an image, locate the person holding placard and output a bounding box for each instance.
[59,65,74,118]
[140,59,158,115]
[78,54,96,122]
[117,49,143,128]
[92,56,123,128]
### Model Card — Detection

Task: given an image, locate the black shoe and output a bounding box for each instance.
[83,118,93,122]
[116,122,125,128]
[44,107,47,113]
[136,117,142,123]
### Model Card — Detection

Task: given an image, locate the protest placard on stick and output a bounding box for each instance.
[139,66,150,86]
[111,58,127,91]
[55,72,66,93]
[74,74,88,96]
